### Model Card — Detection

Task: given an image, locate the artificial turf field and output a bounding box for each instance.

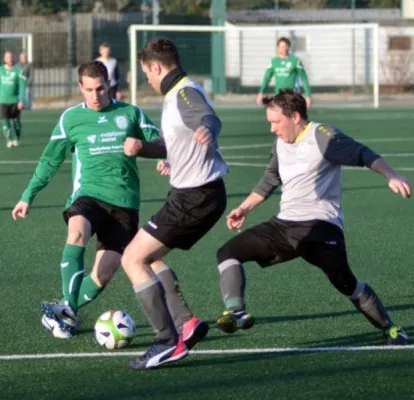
[0,106,414,399]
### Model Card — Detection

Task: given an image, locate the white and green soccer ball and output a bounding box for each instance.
[94,310,136,349]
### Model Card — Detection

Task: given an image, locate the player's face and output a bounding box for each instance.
[277,41,289,57]
[267,106,298,143]
[100,46,111,58]
[140,61,162,94]
[79,76,110,111]
[4,52,13,67]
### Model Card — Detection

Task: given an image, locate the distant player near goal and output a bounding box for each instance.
[216,89,410,346]
[0,51,26,148]
[256,37,312,109]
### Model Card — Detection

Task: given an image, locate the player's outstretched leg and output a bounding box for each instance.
[151,260,209,350]
[42,216,90,338]
[215,241,255,334]
[122,230,188,370]
[350,281,408,345]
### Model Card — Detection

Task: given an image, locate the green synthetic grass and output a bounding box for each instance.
[0,107,413,399]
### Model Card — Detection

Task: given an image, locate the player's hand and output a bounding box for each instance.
[256,93,264,106]
[305,97,312,109]
[226,207,248,231]
[17,102,24,110]
[12,201,30,221]
[193,126,213,145]
[388,175,411,199]
[157,160,170,176]
[124,137,143,156]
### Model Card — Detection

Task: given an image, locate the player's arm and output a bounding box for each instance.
[296,57,311,97]
[18,69,27,108]
[14,118,73,219]
[227,145,281,231]
[124,107,166,159]
[177,86,221,145]
[259,61,275,94]
[316,124,411,198]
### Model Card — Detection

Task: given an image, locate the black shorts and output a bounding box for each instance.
[0,103,20,119]
[63,196,138,254]
[220,218,348,268]
[143,179,227,250]
[108,85,119,99]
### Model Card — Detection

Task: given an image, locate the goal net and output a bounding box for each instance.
[0,33,33,63]
[128,23,379,108]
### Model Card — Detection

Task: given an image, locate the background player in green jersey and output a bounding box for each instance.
[256,37,312,109]
[0,51,27,148]
[11,60,169,339]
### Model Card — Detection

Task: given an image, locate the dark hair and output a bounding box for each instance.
[99,42,111,49]
[138,38,181,68]
[277,37,291,47]
[78,60,109,84]
[263,89,308,120]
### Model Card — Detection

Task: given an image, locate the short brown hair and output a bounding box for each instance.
[263,89,308,120]
[78,60,109,84]
[99,42,111,49]
[277,37,291,47]
[138,38,181,68]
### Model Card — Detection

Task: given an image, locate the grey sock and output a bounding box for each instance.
[218,259,246,311]
[350,281,393,330]
[156,264,193,334]
[134,277,178,344]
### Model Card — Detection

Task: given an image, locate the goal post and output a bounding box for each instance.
[128,23,379,108]
[0,33,33,63]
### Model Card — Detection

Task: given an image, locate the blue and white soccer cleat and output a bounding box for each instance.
[41,302,77,339]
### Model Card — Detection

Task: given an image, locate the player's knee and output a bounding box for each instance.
[66,229,87,246]
[328,269,358,297]
[121,248,146,271]
[217,241,239,265]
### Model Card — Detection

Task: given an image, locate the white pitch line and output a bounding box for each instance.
[1,345,414,361]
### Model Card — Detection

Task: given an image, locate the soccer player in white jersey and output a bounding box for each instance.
[215,89,410,346]
[121,38,228,369]
[97,43,121,100]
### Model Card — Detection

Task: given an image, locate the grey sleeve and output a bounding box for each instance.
[176,87,221,138]
[252,144,281,199]
[136,137,167,159]
[315,124,380,167]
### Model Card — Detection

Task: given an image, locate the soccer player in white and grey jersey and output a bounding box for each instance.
[216,89,410,345]
[121,38,228,369]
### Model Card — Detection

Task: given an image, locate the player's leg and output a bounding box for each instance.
[0,104,12,148]
[122,228,188,369]
[150,259,208,351]
[42,197,103,338]
[11,104,21,146]
[76,249,120,309]
[299,221,408,345]
[216,218,297,333]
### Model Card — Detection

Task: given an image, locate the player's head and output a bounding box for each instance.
[99,42,111,59]
[138,38,181,94]
[263,89,308,143]
[78,60,110,111]
[277,37,290,57]
[19,52,27,64]
[4,51,13,67]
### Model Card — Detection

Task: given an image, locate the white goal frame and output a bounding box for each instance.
[0,33,33,62]
[128,23,379,108]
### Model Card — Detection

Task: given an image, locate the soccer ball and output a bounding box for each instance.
[94,310,136,349]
